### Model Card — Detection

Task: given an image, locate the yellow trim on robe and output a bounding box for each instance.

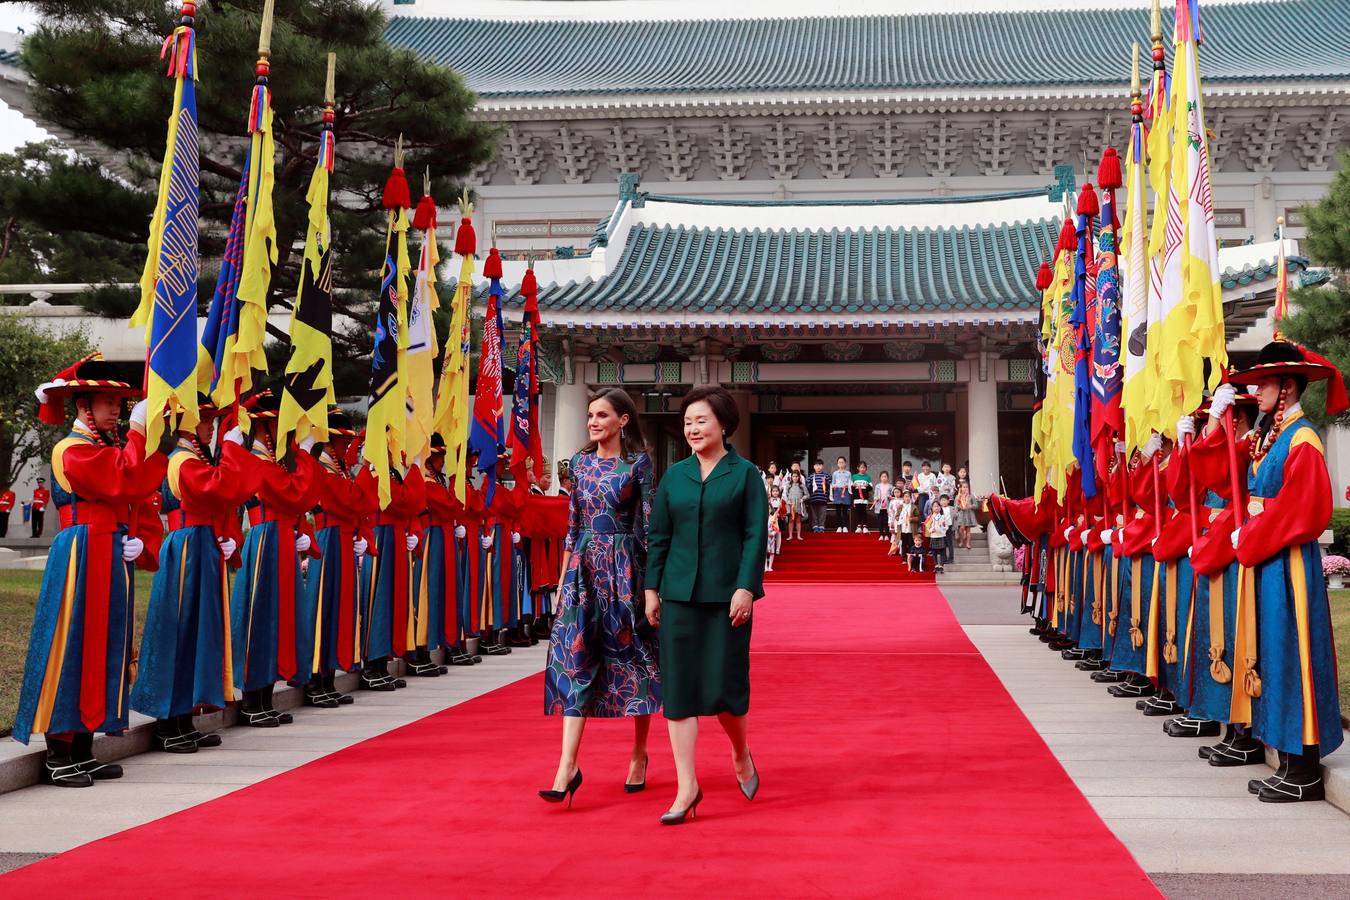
[167,452,190,500]
[1145,564,1161,677]
[33,538,82,734]
[416,541,430,648]
[116,558,130,717]
[244,539,265,684]
[221,558,238,701]
[1289,427,1324,455]
[312,556,327,673]
[50,436,86,494]
[1288,550,1320,748]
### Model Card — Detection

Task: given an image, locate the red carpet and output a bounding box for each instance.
[3,584,1157,898]
[766,532,935,582]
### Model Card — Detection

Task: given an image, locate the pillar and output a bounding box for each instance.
[727,388,753,460]
[551,377,589,474]
[965,353,1000,497]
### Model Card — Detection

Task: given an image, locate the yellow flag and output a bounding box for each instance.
[431,198,476,505]
[404,203,441,462]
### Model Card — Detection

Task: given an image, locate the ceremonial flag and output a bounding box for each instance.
[509,265,544,481]
[363,150,413,509]
[469,248,507,507]
[1152,0,1227,436]
[198,0,278,423]
[278,54,337,456]
[1035,216,1079,500]
[1069,183,1099,498]
[1138,6,1173,442]
[432,196,476,505]
[132,1,200,453]
[405,172,441,463]
[1092,147,1125,485]
[1120,44,1153,453]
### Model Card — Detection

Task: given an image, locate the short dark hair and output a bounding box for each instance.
[813,458,823,466]
[836,455,847,463]
[939,494,950,501]
[922,461,932,468]
[679,385,739,438]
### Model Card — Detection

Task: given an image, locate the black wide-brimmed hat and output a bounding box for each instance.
[1230,340,1347,415]
[36,353,140,424]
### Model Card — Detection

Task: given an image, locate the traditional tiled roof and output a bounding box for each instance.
[492,187,1064,317]
[386,1,1350,99]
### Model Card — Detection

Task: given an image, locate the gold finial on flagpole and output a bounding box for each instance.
[394,133,405,169]
[258,0,276,57]
[424,166,432,196]
[1150,0,1163,45]
[324,52,336,106]
[1130,42,1141,101]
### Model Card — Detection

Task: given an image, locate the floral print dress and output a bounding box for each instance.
[544,451,662,717]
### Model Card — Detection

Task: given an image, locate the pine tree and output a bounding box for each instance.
[9,0,495,395]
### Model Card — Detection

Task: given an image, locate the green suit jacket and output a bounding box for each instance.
[645,445,769,604]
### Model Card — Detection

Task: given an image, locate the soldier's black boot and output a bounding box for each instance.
[41,736,92,788]
[1258,746,1325,803]
[1209,725,1264,768]
[154,716,198,753]
[72,731,122,780]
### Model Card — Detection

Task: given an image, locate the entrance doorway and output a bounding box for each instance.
[753,414,956,479]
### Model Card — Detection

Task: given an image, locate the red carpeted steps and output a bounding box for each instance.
[765,531,934,583]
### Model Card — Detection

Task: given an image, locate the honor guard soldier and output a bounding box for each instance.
[305,410,376,707]
[230,390,323,726]
[1229,341,1346,802]
[133,395,258,752]
[15,354,167,786]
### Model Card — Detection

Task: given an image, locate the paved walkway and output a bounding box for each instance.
[945,585,1350,889]
[0,644,547,870]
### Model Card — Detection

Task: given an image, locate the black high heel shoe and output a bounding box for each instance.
[624,755,649,793]
[659,789,703,825]
[539,769,583,807]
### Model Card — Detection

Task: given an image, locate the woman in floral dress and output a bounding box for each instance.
[541,389,661,806]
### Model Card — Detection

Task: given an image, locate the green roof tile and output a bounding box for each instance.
[387,2,1350,99]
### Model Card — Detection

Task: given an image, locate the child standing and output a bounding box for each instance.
[872,471,893,542]
[769,483,789,539]
[765,503,782,572]
[850,461,874,533]
[829,456,852,533]
[785,472,807,541]
[924,498,950,574]
[807,459,830,533]
[954,483,978,550]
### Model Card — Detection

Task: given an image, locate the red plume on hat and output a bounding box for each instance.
[1299,345,1349,416]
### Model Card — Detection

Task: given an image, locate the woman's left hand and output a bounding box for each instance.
[729,589,754,627]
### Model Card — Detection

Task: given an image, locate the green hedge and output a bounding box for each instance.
[1332,508,1350,556]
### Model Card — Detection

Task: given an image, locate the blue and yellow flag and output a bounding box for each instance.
[363,155,412,509]
[432,195,476,504]
[469,248,507,508]
[131,6,200,453]
[198,4,278,424]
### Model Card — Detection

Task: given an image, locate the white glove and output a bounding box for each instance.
[1100,529,1113,546]
[480,535,493,550]
[1080,529,1092,544]
[1063,526,1073,541]
[1150,537,1158,548]
[511,532,521,545]
[298,436,317,453]
[1186,546,1193,558]
[122,536,145,562]
[1230,527,1241,550]
[217,537,237,560]
[129,400,149,429]
[1114,440,1126,455]
[1176,416,1196,439]
[223,426,245,446]
[353,537,368,556]
[405,533,419,552]
[454,525,467,539]
[295,533,312,553]
[1141,433,1163,459]
[1210,383,1237,420]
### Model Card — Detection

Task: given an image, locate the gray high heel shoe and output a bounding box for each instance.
[659,789,703,825]
[737,752,759,801]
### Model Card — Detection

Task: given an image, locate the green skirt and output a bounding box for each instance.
[658,600,751,718]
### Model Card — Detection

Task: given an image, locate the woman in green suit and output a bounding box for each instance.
[644,385,768,825]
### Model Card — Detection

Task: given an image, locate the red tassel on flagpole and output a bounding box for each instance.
[382,167,411,210]
[1035,262,1053,291]
[454,217,475,256]
[1097,147,1123,190]
[1056,219,1076,255]
[412,195,437,232]
[483,247,503,280]
[1076,182,1100,218]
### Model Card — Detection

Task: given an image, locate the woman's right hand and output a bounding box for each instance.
[644,589,661,628]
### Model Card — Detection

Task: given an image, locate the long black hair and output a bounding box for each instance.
[580,388,648,460]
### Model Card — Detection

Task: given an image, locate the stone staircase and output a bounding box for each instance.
[937,528,1022,585]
